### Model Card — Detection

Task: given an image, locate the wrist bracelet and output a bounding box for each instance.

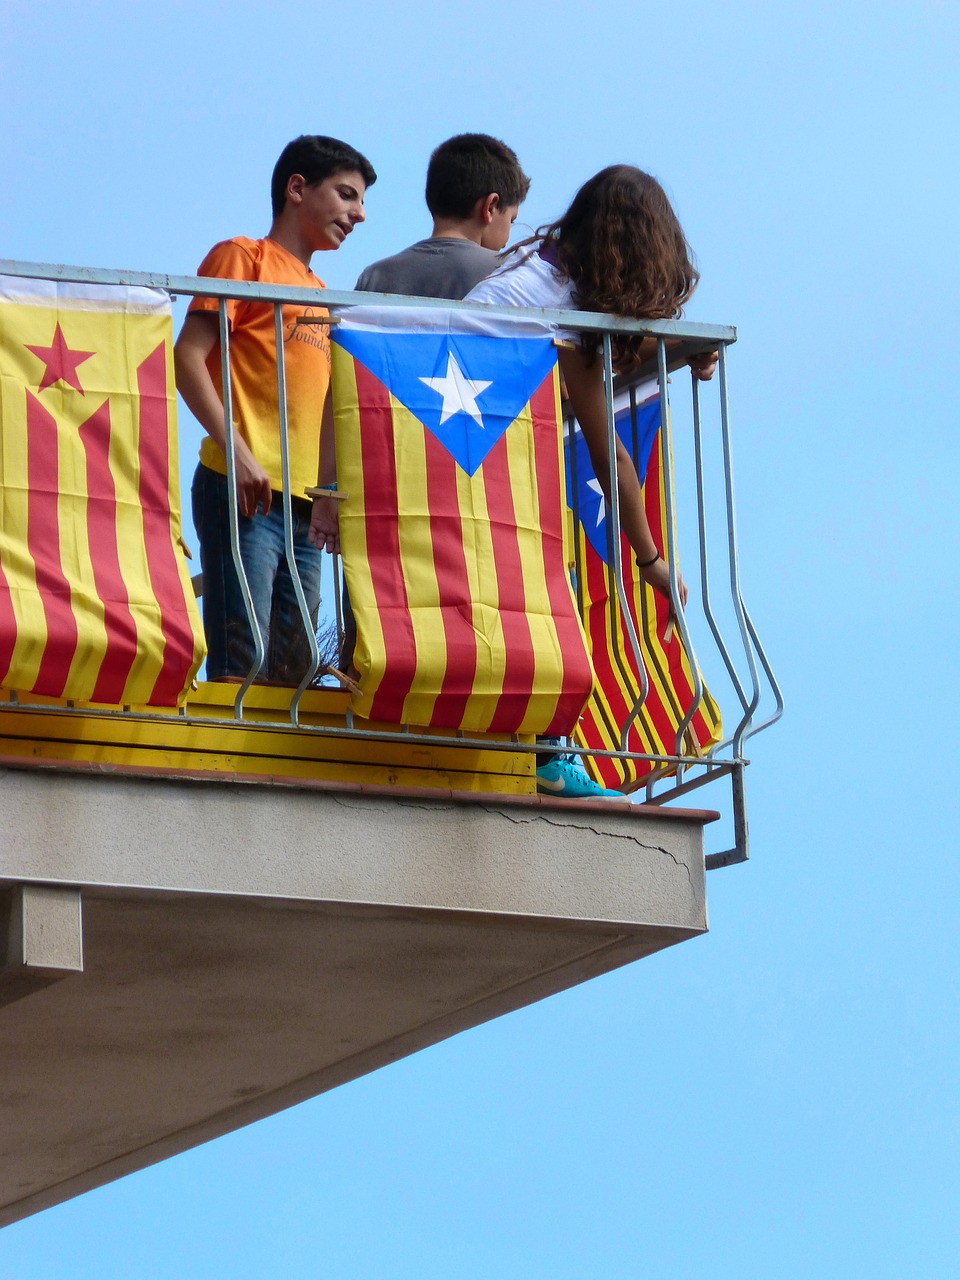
[636,551,660,569]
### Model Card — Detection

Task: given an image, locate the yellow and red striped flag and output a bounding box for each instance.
[332,307,594,734]
[566,390,722,790]
[0,276,205,705]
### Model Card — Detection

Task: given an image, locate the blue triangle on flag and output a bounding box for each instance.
[333,328,558,476]
[566,398,661,562]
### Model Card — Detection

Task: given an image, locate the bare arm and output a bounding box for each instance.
[173,312,273,517]
[559,344,687,605]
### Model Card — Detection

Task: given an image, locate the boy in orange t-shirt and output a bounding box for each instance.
[174,135,376,684]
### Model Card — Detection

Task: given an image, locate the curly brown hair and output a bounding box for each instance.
[537,165,699,366]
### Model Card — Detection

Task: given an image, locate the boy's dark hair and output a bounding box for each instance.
[425,133,530,219]
[271,135,377,217]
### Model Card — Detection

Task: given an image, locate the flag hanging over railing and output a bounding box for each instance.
[0,276,205,705]
[567,389,722,790]
[332,307,594,734]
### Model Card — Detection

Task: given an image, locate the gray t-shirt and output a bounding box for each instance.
[355,238,500,300]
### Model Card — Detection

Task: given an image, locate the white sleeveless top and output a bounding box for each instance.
[465,247,581,347]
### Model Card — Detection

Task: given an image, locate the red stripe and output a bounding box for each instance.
[589,536,659,787]
[26,392,79,696]
[479,426,534,733]
[136,343,199,705]
[421,428,477,727]
[622,531,676,755]
[0,547,17,685]
[526,378,593,734]
[577,527,633,786]
[78,400,139,703]
[637,438,697,723]
[354,361,419,724]
[583,533,632,724]
[579,579,634,788]
[613,429,677,753]
[644,439,715,743]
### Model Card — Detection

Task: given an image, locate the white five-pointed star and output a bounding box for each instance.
[586,478,608,528]
[420,354,491,428]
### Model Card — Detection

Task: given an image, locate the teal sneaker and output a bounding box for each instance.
[536,754,624,800]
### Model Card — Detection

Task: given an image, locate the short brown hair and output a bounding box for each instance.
[425,133,530,219]
[271,136,377,217]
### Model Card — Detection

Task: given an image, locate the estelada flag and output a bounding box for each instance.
[567,388,722,790]
[0,276,205,705]
[332,306,594,734]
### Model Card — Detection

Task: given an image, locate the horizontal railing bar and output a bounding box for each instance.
[0,259,736,345]
[640,762,736,804]
[0,695,743,770]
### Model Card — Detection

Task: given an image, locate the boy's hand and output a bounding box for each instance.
[309,495,340,556]
[175,312,273,516]
[234,442,273,517]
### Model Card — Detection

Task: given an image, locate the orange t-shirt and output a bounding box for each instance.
[188,236,330,497]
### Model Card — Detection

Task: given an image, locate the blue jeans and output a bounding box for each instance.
[192,464,323,684]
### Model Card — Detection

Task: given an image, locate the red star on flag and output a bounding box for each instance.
[26,323,95,395]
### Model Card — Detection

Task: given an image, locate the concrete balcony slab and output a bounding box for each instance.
[0,766,714,1227]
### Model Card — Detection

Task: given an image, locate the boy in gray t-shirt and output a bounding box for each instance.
[354,133,529,299]
[334,135,619,799]
[338,134,528,692]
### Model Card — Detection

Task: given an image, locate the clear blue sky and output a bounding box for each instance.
[3,2,959,1276]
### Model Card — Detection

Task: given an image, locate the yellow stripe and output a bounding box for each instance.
[163,325,208,687]
[454,432,505,733]
[511,394,565,733]
[121,311,184,701]
[392,396,445,726]
[574,526,648,787]
[333,347,384,718]
[57,386,108,700]
[583,525,658,745]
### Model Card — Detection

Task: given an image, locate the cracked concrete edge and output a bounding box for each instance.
[1,772,707,929]
[0,760,721,824]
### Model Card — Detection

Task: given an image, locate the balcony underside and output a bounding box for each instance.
[0,718,715,1227]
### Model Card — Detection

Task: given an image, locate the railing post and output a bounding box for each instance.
[273,304,321,725]
[218,297,265,715]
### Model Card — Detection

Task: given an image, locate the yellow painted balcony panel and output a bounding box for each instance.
[0,683,536,796]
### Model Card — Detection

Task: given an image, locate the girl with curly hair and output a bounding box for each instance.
[466,165,716,605]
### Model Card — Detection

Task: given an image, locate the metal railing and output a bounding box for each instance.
[0,258,782,868]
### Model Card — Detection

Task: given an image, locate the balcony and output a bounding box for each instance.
[0,259,780,1226]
